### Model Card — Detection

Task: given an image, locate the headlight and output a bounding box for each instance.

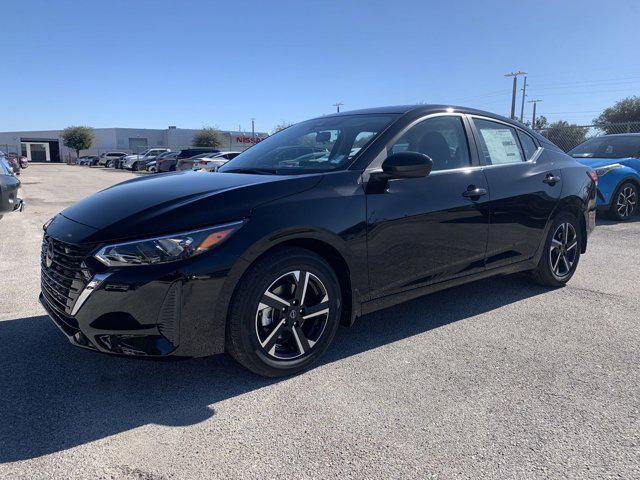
[94,220,245,267]
[43,217,54,231]
[594,163,623,177]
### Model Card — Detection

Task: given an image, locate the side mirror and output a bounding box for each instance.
[381,151,433,178]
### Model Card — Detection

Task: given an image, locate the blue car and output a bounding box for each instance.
[569,134,640,220]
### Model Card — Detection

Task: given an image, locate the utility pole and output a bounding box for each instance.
[333,102,343,113]
[519,76,528,123]
[504,71,527,119]
[528,99,542,130]
[251,118,255,138]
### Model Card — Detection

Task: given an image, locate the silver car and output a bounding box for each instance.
[122,148,170,171]
[192,151,241,172]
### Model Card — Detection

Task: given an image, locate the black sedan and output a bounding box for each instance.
[0,157,23,219]
[40,105,596,376]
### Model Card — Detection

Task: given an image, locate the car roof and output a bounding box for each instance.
[316,104,549,145]
[325,106,513,126]
[321,104,517,122]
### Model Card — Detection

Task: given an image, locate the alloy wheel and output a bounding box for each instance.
[255,270,330,360]
[549,222,578,278]
[616,185,637,218]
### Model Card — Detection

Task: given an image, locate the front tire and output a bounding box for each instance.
[132,162,139,172]
[609,181,638,221]
[226,248,341,377]
[531,212,581,287]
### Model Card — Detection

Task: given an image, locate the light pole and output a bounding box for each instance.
[251,118,255,138]
[504,71,527,119]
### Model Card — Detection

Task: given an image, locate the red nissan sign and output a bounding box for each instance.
[236,136,264,144]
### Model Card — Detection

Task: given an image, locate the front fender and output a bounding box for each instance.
[206,171,368,354]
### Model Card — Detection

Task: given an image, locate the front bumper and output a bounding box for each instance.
[40,226,238,358]
[40,266,182,357]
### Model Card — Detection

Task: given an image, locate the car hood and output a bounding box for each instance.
[51,171,322,243]
[574,156,637,168]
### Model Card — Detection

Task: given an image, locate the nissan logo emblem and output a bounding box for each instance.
[45,241,55,268]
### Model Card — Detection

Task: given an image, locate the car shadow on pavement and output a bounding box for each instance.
[0,274,549,463]
[595,216,640,226]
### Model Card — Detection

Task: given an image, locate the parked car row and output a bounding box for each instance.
[74,146,245,175]
[3,153,28,175]
[0,154,24,220]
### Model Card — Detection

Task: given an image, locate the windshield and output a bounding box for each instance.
[219,114,399,174]
[569,136,640,159]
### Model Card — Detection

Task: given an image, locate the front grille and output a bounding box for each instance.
[41,236,96,317]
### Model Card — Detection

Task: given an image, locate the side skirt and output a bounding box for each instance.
[359,259,536,317]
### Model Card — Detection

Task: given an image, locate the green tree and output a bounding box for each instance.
[525,115,548,131]
[193,127,222,147]
[272,120,292,134]
[594,96,640,133]
[540,120,588,152]
[61,126,95,159]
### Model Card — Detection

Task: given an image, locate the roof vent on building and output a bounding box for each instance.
[168,126,177,129]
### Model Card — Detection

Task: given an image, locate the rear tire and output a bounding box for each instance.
[531,212,581,287]
[226,248,342,377]
[608,181,638,221]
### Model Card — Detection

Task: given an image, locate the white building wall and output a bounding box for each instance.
[0,127,268,160]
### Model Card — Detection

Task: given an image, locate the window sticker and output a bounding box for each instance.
[480,128,522,164]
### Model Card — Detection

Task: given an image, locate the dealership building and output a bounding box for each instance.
[0,126,268,162]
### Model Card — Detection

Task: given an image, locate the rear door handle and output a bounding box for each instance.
[543,173,561,185]
[462,186,488,199]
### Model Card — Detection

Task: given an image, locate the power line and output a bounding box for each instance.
[526,63,640,79]
[534,87,640,97]
[533,75,640,89]
[541,110,600,115]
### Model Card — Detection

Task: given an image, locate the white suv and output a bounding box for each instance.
[122,148,170,171]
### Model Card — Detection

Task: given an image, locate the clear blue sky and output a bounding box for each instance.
[2,0,639,132]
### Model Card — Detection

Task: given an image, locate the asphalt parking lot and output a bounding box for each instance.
[0,164,639,479]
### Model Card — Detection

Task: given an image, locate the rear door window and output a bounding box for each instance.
[473,119,524,165]
[517,130,538,160]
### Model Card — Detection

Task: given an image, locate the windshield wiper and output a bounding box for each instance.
[223,168,279,175]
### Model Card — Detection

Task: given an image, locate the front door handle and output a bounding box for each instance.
[543,173,561,185]
[462,185,488,199]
